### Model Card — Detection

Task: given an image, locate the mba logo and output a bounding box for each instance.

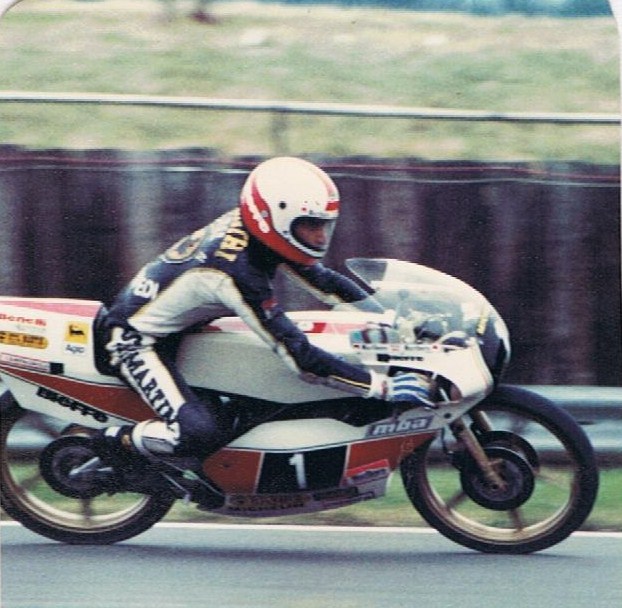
[367,415,433,437]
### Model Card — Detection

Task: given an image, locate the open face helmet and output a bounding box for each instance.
[240,157,340,265]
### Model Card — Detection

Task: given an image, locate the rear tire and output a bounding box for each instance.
[400,385,599,554]
[1,392,175,544]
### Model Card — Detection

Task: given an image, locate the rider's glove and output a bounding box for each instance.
[368,371,433,407]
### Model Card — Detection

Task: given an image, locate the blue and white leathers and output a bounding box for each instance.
[100,210,378,457]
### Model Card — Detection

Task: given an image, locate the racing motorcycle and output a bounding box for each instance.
[0,258,599,553]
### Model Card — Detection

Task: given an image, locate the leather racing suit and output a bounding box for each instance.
[100,209,380,458]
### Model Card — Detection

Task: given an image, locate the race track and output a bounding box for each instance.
[2,522,621,608]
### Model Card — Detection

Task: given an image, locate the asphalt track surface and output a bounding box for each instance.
[2,522,621,608]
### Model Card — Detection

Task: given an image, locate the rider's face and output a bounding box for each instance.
[293,217,335,252]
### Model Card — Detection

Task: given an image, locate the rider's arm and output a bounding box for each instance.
[215,271,375,396]
[282,262,383,312]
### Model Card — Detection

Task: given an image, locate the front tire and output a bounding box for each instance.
[400,385,599,554]
[0,392,175,544]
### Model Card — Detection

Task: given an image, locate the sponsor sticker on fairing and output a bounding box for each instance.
[64,321,89,344]
[0,331,48,349]
[366,415,433,437]
[0,352,56,373]
[0,312,47,328]
[227,493,308,512]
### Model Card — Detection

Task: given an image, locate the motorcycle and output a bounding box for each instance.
[0,258,599,553]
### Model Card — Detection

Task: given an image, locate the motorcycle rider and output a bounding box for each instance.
[93,157,431,470]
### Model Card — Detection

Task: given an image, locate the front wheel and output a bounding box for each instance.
[0,392,175,544]
[400,385,599,554]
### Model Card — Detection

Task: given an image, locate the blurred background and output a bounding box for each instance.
[0,0,619,387]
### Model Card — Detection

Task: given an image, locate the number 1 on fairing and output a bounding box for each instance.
[288,453,307,489]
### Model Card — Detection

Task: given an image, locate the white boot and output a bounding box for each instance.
[131,419,181,457]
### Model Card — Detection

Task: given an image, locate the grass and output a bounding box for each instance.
[7,462,616,530]
[164,466,622,531]
[0,0,618,161]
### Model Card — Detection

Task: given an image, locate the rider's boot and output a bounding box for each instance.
[91,422,225,509]
[91,425,135,464]
[90,425,155,492]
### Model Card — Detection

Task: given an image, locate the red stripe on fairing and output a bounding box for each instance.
[202,448,263,493]
[0,299,102,318]
[203,318,364,335]
[0,366,153,422]
[201,433,435,494]
[347,434,435,471]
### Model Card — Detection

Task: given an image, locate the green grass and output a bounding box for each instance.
[0,0,618,161]
[3,462,618,531]
[166,466,621,531]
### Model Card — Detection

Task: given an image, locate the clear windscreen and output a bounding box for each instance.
[346,258,505,343]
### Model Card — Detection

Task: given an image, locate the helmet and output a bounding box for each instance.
[240,157,340,265]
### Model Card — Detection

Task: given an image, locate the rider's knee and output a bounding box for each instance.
[176,401,228,458]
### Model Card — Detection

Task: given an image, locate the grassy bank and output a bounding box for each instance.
[164,466,621,531]
[0,0,618,161]
[3,463,619,530]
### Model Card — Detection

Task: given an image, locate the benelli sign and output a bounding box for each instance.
[0,313,47,327]
[367,415,433,437]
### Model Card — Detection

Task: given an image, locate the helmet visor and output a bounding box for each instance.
[291,217,336,254]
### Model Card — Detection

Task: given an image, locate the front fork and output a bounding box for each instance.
[450,411,507,490]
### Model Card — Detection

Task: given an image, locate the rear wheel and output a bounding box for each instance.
[1,392,175,544]
[400,385,599,554]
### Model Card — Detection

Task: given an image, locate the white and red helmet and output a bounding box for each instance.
[240,157,340,265]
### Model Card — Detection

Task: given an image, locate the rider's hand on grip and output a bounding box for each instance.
[369,371,433,407]
[389,372,433,406]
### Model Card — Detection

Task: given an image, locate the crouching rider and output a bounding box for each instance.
[92,157,431,468]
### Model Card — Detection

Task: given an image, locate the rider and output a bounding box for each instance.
[93,157,431,466]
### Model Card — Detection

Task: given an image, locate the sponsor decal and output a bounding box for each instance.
[130,270,160,301]
[376,353,424,362]
[61,321,89,356]
[227,493,308,512]
[313,487,358,502]
[345,459,390,485]
[367,415,433,437]
[0,331,48,349]
[0,312,47,328]
[37,386,109,423]
[163,227,207,263]
[111,329,178,422]
[0,352,62,374]
[64,343,87,356]
[64,321,89,344]
[313,487,365,509]
[214,210,250,263]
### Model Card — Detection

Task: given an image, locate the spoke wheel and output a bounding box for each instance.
[1,393,175,544]
[400,385,599,554]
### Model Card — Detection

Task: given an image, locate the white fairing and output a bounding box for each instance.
[0,260,507,520]
[177,311,375,403]
[178,309,492,406]
[1,258,501,428]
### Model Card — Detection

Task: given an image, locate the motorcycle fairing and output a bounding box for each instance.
[178,310,376,403]
[0,297,155,426]
[0,301,369,425]
[0,365,154,425]
[203,430,434,517]
[0,300,374,418]
[0,288,491,519]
